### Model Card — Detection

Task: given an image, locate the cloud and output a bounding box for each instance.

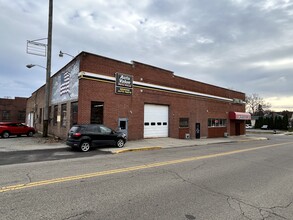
[0,0,293,111]
[265,96,293,111]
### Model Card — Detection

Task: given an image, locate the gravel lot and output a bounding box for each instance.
[0,133,66,152]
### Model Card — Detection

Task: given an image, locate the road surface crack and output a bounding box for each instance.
[165,169,290,220]
[25,172,32,184]
[62,211,94,220]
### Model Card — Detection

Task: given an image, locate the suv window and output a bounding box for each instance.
[86,125,100,133]
[69,126,81,133]
[99,125,112,134]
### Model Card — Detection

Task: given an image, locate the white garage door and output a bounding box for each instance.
[144,104,169,138]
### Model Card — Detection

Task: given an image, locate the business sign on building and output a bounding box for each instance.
[115,72,133,95]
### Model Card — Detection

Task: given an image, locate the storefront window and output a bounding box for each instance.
[208,118,227,127]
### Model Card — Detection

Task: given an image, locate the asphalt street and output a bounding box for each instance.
[0,147,109,166]
[0,134,293,220]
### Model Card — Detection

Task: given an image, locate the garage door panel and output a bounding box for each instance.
[144,104,168,138]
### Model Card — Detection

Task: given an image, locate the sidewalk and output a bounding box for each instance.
[103,135,268,154]
[0,134,268,153]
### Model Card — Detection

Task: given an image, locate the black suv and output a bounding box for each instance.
[66,124,127,152]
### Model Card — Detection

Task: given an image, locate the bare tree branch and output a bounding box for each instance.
[245,93,271,115]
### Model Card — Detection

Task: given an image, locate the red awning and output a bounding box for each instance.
[229,112,251,120]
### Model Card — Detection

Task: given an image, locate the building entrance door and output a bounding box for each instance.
[118,118,128,138]
[235,122,241,136]
[195,123,200,139]
[28,112,34,127]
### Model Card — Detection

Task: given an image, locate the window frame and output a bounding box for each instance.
[179,118,189,128]
[208,118,227,127]
[53,105,58,126]
[2,110,11,121]
[61,103,67,127]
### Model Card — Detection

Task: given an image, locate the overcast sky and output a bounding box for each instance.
[0,0,292,111]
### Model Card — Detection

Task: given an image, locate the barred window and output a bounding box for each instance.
[179,118,189,128]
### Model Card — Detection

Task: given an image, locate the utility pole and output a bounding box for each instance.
[43,0,53,137]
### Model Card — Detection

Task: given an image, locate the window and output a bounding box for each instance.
[208,118,227,127]
[18,111,26,122]
[99,125,111,134]
[2,110,10,121]
[61,103,67,127]
[119,121,126,129]
[53,105,58,126]
[48,106,51,124]
[91,101,104,124]
[39,108,42,124]
[179,118,189,128]
[86,125,99,133]
[71,102,78,127]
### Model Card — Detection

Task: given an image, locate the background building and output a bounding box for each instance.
[0,97,27,123]
[26,52,250,140]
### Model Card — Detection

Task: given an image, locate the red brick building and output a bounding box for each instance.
[26,52,250,140]
[0,97,27,123]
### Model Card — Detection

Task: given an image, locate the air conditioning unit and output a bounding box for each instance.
[185,133,190,139]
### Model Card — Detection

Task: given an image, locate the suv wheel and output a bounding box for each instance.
[80,141,91,152]
[116,139,125,148]
[2,131,10,138]
[27,131,34,137]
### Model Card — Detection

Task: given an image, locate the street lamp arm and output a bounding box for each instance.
[26,64,47,70]
[59,50,74,58]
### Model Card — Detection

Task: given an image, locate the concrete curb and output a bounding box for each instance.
[228,137,269,143]
[113,146,162,154]
[106,137,269,154]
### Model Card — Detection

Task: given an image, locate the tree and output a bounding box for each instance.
[245,93,271,116]
[255,117,263,128]
[274,116,282,129]
[282,114,289,130]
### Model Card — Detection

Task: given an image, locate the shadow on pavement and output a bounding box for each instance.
[0,147,111,166]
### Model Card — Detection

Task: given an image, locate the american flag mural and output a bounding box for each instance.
[60,72,70,96]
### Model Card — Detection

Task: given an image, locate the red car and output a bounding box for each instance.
[0,122,35,138]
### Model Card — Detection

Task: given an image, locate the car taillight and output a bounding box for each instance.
[73,132,82,138]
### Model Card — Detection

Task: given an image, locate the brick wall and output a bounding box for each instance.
[0,97,27,123]
[77,53,245,140]
[80,53,245,101]
[26,86,45,133]
[27,52,246,140]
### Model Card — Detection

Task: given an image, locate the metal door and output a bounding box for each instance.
[144,104,168,138]
[195,123,200,139]
[118,118,128,138]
